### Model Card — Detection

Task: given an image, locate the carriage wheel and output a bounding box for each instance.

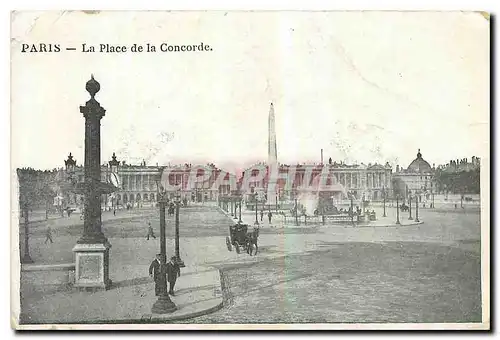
[235,242,241,254]
[226,236,232,252]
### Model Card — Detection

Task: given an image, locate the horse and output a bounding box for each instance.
[246,228,260,256]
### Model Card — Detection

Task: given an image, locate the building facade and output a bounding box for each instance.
[64,154,238,208]
[240,159,393,203]
[392,149,435,202]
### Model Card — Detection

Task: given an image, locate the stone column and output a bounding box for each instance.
[73,75,111,290]
[78,76,107,245]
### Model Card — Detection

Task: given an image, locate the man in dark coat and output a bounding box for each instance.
[146,222,156,240]
[166,256,181,296]
[45,226,53,244]
[149,254,166,296]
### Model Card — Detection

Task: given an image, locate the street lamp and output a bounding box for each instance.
[108,152,120,212]
[382,186,386,217]
[396,195,401,225]
[151,187,177,314]
[408,191,413,220]
[233,195,238,220]
[64,152,78,215]
[254,192,259,225]
[238,197,242,222]
[294,197,299,226]
[415,192,420,223]
[174,193,185,268]
[430,182,434,209]
[349,191,355,227]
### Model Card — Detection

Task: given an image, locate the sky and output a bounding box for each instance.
[11,11,489,173]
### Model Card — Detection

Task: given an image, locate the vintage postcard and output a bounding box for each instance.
[10,11,490,330]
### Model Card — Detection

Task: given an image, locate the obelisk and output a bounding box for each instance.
[266,103,278,206]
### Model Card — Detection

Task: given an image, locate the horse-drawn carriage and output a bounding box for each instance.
[225,223,259,256]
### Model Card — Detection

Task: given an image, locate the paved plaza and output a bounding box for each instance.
[18,203,482,324]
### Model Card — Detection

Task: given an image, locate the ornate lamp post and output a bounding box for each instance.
[382,186,386,217]
[61,153,78,216]
[415,191,420,223]
[253,192,259,225]
[396,195,401,225]
[108,152,120,212]
[151,187,177,314]
[408,191,413,220]
[294,197,299,226]
[238,197,242,222]
[72,75,118,290]
[174,192,185,268]
[233,195,238,220]
[430,182,434,209]
[349,191,355,227]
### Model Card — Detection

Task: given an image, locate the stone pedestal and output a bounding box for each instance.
[72,243,112,290]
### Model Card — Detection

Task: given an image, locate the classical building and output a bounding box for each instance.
[63,153,237,208]
[240,159,393,203]
[114,161,162,207]
[392,149,435,202]
[161,163,236,202]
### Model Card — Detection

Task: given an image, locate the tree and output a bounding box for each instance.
[17,168,58,263]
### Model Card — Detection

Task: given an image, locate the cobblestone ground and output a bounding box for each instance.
[190,241,481,323]
[18,205,482,323]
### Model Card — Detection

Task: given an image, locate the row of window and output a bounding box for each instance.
[115,193,155,203]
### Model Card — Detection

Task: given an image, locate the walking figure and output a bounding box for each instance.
[149,254,166,296]
[166,257,181,296]
[260,210,264,222]
[146,222,156,240]
[45,226,53,244]
[268,211,273,224]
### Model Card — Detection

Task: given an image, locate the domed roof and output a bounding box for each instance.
[407,149,432,173]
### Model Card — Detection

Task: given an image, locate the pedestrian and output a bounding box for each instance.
[260,210,264,222]
[146,222,156,240]
[113,209,116,216]
[149,254,166,296]
[166,256,181,296]
[45,226,53,244]
[268,211,273,224]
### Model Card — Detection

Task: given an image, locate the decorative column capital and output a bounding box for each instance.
[80,75,106,120]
